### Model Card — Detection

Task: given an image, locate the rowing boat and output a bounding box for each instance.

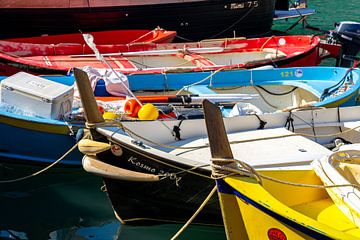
[203,100,360,239]
[0,35,321,76]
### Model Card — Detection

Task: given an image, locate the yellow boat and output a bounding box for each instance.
[217,169,360,240]
[201,99,360,240]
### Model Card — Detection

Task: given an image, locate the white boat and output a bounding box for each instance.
[313,146,360,228]
[79,103,360,224]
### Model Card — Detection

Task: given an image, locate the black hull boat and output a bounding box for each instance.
[94,139,221,225]
[72,67,360,226]
[81,102,360,225]
[0,0,275,40]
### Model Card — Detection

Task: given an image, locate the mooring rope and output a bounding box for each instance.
[175,68,224,95]
[170,185,217,240]
[252,86,279,109]
[0,134,86,184]
[211,157,360,191]
[128,29,156,44]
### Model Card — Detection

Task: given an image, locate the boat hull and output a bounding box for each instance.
[95,142,220,225]
[216,170,360,239]
[0,0,275,40]
[0,113,82,166]
[0,35,321,76]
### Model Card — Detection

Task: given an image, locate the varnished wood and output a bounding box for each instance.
[73,67,105,124]
[203,99,249,240]
[202,99,233,159]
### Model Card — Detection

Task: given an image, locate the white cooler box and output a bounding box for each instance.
[1,72,74,120]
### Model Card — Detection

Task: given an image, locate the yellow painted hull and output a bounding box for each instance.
[217,169,360,240]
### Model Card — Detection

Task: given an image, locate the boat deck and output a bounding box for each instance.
[168,127,331,169]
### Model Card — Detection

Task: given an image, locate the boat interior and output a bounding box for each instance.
[223,169,360,238]
[97,106,360,170]
[124,49,287,69]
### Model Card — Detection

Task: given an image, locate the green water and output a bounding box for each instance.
[2,1,360,239]
[274,1,360,33]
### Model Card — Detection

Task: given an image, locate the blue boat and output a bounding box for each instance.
[0,66,359,166]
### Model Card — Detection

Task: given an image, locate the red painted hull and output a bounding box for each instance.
[0,29,176,57]
[0,35,321,76]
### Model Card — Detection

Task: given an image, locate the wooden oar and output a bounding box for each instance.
[203,99,248,240]
[74,67,160,182]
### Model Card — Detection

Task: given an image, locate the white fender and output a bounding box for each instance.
[82,155,159,182]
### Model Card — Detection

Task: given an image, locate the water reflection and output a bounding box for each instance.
[49,222,225,240]
[0,162,225,240]
[0,162,114,239]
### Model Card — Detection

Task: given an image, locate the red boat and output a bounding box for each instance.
[0,28,176,57]
[0,35,321,76]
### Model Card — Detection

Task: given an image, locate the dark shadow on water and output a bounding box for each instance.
[0,162,225,240]
[0,163,114,239]
[49,222,225,240]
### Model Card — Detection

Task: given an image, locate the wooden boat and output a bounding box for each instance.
[0,35,321,76]
[0,28,177,57]
[312,148,360,228]
[0,0,276,40]
[215,166,360,239]
[72,63,360,225]
[0,65,359,167]
[203,100,360,239]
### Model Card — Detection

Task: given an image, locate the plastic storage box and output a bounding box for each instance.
[1,72,74,119]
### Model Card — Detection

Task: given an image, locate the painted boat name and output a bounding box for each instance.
[127,156,182,184]
[226,1,259,9]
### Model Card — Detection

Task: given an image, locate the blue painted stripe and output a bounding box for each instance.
[216,179,334,240]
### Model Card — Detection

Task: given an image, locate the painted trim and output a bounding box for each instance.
[0,114,71,134]
[217,179,333,240]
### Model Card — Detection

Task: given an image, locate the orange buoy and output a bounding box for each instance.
[124,99,141,118]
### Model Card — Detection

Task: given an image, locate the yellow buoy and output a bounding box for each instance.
[138,103,159,120]
[103,111,119,120]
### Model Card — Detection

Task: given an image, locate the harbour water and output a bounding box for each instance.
[1,1,360,239]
